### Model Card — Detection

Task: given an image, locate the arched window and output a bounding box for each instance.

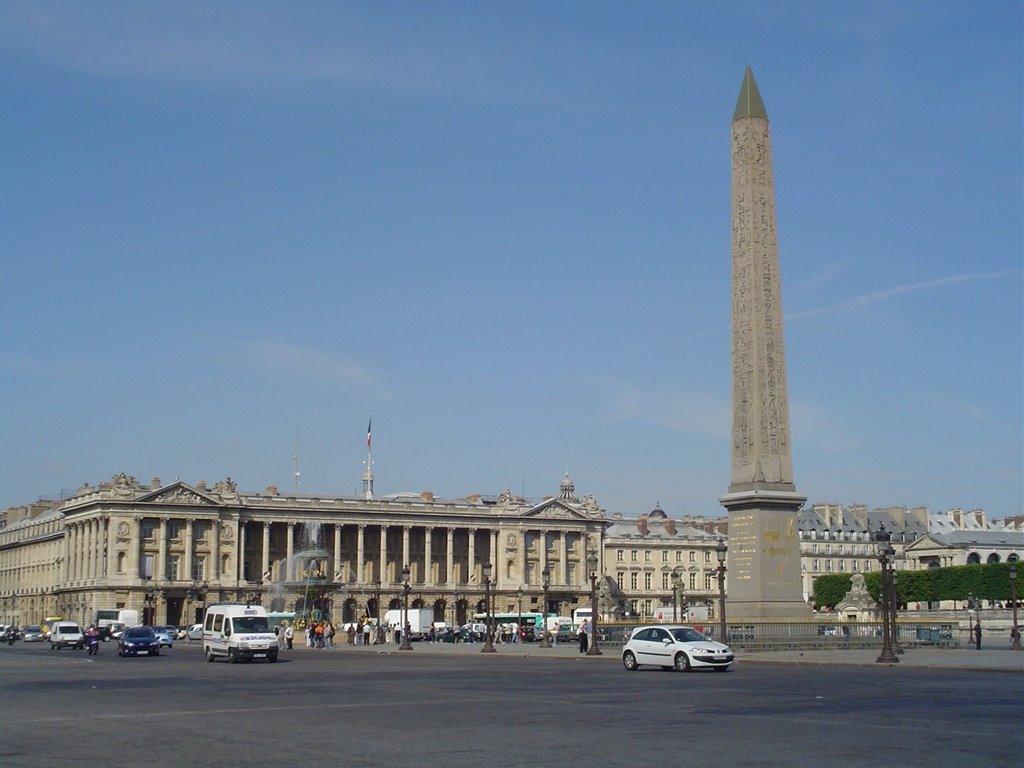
[966,552,981,565]
[986,553,1001,564]
[1009,553,1020,562]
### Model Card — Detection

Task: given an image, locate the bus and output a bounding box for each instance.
[473,612,545,639]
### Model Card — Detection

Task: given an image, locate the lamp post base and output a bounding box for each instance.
[876,647,899,664]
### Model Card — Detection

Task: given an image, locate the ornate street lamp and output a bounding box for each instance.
[671,567,680,622]
[874,525,899,664]
[481,562,496,653]
[891,571,904,655]
[715,537,728,643]
[399,565,413,651]
[516,586,523,643]
[373,579,382,643]
[540,567,552,648]
[586,550,602,656]
[1009,564,1021,651]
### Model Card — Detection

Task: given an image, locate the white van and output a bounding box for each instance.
[202,604,278,663]
[49,621,85,650]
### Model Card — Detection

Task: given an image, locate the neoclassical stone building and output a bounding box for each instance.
[603,505,728,621]
[0,472,609,629]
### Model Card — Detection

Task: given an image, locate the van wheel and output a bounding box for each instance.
[268,652,278,663]
[205,646,215,662]
[228,648,238,664]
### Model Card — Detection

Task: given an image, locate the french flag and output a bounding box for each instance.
[366,417,372,450]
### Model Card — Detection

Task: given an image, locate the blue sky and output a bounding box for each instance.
[2,2,1021,521]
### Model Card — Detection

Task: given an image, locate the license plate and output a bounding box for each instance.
[254,653,265,657]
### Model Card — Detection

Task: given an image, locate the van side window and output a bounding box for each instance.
[213,614,224,632]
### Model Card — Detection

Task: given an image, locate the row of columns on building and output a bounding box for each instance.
[61,516,601,590]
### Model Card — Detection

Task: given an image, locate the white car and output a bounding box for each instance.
[186,623,203,640]
[622,625,734,672]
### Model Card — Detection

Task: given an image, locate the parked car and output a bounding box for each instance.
[21,625,44,642]
[186,623,203,640]
[151,625,176,648]
[49,621,86,650]
[621,625,734,672]
[118,626,161,657]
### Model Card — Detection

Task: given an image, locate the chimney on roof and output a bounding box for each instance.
[197,480,207,490]
[665,518,677,535]
[421,491,434,502]
[637,516,649,535]
[151,477,160,489]
[266,485,279,496]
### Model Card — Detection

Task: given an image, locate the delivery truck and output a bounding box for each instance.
[384,608,433,640]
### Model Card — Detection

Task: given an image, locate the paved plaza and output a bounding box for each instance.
[1,638,1020,768]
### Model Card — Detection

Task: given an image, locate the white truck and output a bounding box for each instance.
[651,605,709,623]
[384,608,434,640]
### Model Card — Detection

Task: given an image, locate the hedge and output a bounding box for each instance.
[812,562,1020,609]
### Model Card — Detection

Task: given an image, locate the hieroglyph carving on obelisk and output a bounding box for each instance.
[729,66,794,494]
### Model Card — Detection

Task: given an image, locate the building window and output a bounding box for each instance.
[192,556,206,581]
[675,551,682,562]
[616,550,624,562]
[704,573,713,590]
[813,559,819,571]
[689,573,696,589]
[617,572,625,589]
[661,551,669,563]
[826,560,833,572]
[167,521,181,541]
[689,551,696,562]
[142,521,156,540]
[631,550,638,562]
[644,551,652,563]
[704,551,711,563]
[117,552,127,574]
[141,554,154,580]
[644,573,652,590]
[838,560,846,572]
[166,555,179,581]
[630,573,638,590]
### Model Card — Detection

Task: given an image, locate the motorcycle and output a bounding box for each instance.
[5,631,16,646]
[86,633,99,655]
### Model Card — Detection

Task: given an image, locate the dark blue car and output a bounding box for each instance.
[117,626,160,657]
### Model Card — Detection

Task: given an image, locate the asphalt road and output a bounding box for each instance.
[1,641,1020,768]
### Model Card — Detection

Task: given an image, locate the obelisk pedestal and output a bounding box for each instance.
[720,67,809,619]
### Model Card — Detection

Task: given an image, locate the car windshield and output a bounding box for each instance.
[669,628,709,643]
[58,626,80,634]
[232,617,270,632]
[126,628,154,638]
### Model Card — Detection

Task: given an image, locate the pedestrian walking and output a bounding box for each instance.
[973,620,982,650]
[284,624,294,650]
[578,619,589,653]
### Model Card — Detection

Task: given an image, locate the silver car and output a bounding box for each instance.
[151,625,176,648]
[621,625,734,672]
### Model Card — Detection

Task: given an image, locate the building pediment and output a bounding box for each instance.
[135,481,224,507]
[522,499,592,521]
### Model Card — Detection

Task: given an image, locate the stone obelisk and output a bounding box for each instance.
[720,67,808,618]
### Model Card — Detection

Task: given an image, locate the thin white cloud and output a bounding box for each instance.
[588,378,730,439]
[1,356,108,385]
[0,4,509,101]
[202,336,386,392]
[923,393,1000,427]
[788,270,1019,321]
